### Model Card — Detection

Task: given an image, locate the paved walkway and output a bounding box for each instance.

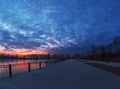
[0,60,120,89]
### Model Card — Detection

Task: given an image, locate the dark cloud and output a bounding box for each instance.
[0,0,120,54]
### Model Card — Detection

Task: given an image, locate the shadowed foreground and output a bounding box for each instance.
[0,60,120,89]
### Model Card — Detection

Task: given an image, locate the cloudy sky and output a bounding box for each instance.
[0,0,120,55]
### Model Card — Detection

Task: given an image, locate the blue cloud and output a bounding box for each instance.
[0,0,120,54]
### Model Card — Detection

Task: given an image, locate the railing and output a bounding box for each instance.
[0,59,62,79]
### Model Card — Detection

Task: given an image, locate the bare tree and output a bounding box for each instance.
[99,46,107,61]
[112,37,120,52]
[91,45,98,60]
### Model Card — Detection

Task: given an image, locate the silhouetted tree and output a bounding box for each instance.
[91,45,98,60]
[99,46,106,61]
[106,44,112,62]
[112,37,120,52]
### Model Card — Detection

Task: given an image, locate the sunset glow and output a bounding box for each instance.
[0,45,48,56]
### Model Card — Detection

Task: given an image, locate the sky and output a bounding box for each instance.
[0,0,120,55]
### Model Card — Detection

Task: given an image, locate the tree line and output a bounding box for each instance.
[83,37,120,62]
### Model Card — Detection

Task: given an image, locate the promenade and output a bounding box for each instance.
[0,60,120,89]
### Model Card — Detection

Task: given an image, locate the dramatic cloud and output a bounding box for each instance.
[0,0,120,55]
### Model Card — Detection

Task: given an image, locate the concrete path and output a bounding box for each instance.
[0,60,120,89]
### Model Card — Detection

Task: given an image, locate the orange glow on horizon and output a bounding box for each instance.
[0,46,49,56]
[18,51,49,56]
[0,51,49,56]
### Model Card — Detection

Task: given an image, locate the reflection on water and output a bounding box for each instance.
[0,59,49,79]
[0,60,38,65]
